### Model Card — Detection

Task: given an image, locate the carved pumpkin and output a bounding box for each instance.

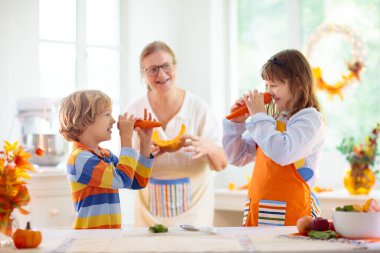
[152,124,186,151]
[12,222,42,249]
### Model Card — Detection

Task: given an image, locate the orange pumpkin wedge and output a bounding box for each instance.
[152,124,186,149]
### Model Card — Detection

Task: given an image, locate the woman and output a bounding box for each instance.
[127,41,227,227]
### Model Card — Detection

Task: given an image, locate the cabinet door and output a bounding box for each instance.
[31,195,75,228]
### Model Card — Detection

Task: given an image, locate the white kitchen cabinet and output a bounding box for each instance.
[13,168,136,229]
[213,188,380,226]
[14,168,75,229]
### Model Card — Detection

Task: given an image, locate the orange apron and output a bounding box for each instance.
[243,121,311,226]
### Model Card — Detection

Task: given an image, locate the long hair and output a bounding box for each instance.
[261,49,321,118]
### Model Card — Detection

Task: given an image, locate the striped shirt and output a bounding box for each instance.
[66,142,154,229]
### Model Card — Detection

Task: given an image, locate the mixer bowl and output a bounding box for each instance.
[24,133,68,167]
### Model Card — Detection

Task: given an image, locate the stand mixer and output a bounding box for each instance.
[17,97,67,167]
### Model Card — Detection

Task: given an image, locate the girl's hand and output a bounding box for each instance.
[244,89,266,115]
[118,113,138,147]
[181,134,212,160]
[230,97,249,123]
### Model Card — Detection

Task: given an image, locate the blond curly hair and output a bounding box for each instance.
[59,90,112,142]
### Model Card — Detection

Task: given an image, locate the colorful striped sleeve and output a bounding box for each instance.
[69,148,139,189]
[116,148,154,189]
[129,154,154,189]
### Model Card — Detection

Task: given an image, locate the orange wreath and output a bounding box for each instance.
[306,24,366,100]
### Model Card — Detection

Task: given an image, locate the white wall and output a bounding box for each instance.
[0,0,40,141]
[122,0,228,119]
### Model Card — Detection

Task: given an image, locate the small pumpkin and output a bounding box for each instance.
[152,124,186,151]
[12,221,42,249]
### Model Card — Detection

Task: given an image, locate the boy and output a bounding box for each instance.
[59,90,154,229]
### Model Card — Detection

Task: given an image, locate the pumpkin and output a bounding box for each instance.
[12,221,42,249]
[152,124,186,151]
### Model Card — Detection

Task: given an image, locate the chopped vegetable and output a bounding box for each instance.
[335,205,355,212]
[149,224,168,233]
[308,230,338,239]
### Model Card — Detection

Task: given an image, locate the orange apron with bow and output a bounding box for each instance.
[243,121,311,226]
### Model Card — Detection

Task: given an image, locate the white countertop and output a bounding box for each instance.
[3,226,380,252]
[214,188,380,211]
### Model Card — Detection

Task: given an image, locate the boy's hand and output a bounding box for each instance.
[136,127,153,158]
[118,113,138,147]
[136,108,155,158]
[244,89,266,116]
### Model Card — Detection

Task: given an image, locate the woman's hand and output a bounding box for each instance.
[150,138,186,157]
[150,145,163,157]
[244,89,266,116]
[181,134,213,159]
[180,134,228,171]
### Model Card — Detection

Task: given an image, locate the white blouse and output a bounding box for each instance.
[126,91,222,227]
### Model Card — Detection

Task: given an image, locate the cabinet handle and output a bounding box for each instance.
[49,209,60,216]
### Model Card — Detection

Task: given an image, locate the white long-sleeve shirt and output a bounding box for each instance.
[223,108,326,187]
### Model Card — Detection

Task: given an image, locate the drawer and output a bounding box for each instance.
[30,195,75,228]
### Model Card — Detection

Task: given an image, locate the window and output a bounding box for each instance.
[39,0,123,152]
[234,0,380,151]
[39,0,122,103]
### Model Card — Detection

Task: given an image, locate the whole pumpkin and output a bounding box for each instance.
[12,222,42,249]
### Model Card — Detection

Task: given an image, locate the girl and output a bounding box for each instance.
[223,49,326,226]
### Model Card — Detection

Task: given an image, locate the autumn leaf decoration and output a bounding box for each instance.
[0,141,41,236]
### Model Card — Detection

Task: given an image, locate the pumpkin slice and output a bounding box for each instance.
[152,124,186,149]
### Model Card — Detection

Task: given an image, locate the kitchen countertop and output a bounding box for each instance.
[4,226,380,252]
[214,188,380,211]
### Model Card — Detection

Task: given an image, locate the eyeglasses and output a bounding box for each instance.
[144,63,174,76]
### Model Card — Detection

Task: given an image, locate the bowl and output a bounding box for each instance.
[23,133,68,167]
[332,210,380,239]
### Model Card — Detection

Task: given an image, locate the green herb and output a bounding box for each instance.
[149,224,168,233]
[343,205,354,211]
[335,205,355,211]
[308,230,338,239]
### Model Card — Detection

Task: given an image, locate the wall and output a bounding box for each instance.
[0,0,40,141]
[122,0,228,120]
